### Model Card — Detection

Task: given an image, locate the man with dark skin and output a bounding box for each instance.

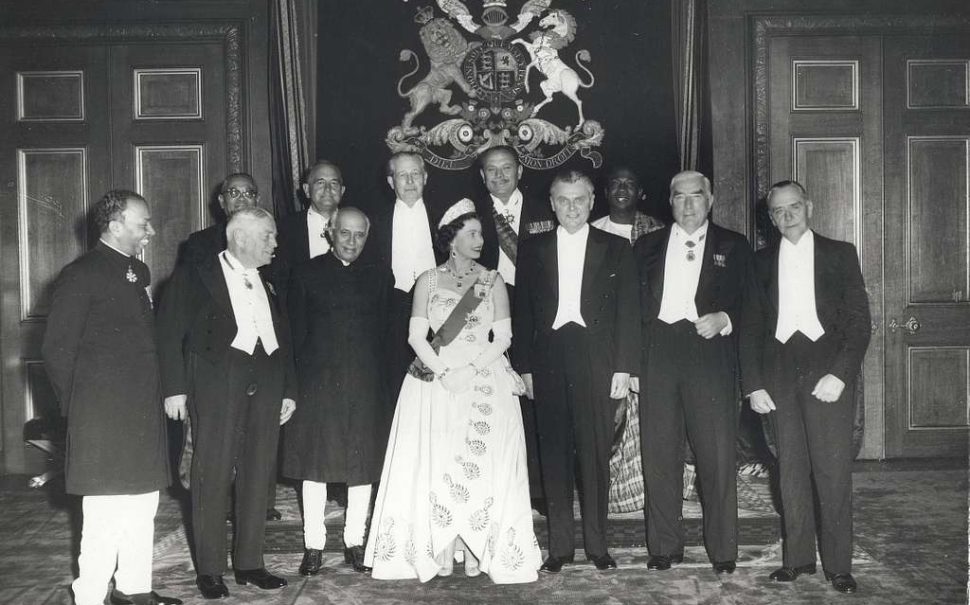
[591,166,664,245]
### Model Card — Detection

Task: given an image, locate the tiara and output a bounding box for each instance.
[438,198,476,228]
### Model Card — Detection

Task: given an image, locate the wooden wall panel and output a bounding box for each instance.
[908,60,969,108]
[134,68,202,120]
[909,347,969,428]
[793,137,860,247]
[23,360,57,422]
[792,61,858,110]
[17,148,87,320]
[17,71,84,121]
[908,137,969,303]
[135,145,204,293]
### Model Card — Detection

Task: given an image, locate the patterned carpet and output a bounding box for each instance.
[0,463,965,605]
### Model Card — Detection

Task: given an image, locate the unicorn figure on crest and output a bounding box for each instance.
[513,9,595,128]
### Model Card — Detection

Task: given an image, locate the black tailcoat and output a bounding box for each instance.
[282,253,394,485]
[179,224,225,267]
[156,255,296,574]
[368,201,441,395]
[473,190,556,271]
[634,223,761,563]
[42,243,170,496]
[754,232,871,574]
[513,226,640,558]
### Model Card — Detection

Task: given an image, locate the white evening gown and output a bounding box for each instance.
[364,270,541,583]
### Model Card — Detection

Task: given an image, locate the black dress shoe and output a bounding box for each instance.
[590,553,618,570]
[647,554,684,571]
[769,563,817,582]
[110,590,183,605]
[233,568,288,590]
[713,560,736,574]
[344,544,372,573]
[825,571,857,593]
[299,548,324,576]
[195,575,229,599]
[539,554,575,573]
[266,507,283,521]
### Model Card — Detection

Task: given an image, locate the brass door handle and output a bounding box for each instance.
[888,316,920,335]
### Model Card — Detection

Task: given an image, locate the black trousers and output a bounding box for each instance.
[766,333,855,574]
[388,288,414,401]
[533,324,616,558]
[641,320,738,563]
[189,344,283,575]
[506,283,544,501]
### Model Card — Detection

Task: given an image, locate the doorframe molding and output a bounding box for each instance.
[750,13,970,203]
[745,11,970,459]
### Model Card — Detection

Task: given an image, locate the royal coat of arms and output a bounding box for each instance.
[386,0,605,170]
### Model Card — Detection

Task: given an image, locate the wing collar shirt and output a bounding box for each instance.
[219,250,279,355]
[658,221,709,325]
[391,198,437,293]
[491,189,523,285]
[306,206,331,259]
[551,224,588,329]
[775,229,825,343]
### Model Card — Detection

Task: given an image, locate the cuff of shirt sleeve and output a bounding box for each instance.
[719,312,733,336]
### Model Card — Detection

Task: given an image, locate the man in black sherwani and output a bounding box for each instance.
[748,180,871,594]
[157,207,297,599]
[635,170,762,575]
[282,207,393,576]
[43,190,180,605]
[513,170,640,573]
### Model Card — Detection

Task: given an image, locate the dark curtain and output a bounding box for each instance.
[315,0,680,222]
[270,0,314,218]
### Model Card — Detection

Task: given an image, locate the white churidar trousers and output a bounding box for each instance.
[72,491,159,605]
[302,481,372,549]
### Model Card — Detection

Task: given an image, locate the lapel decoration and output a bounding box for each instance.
[713,253,727,268]
[526,220,555,235]
[125,265,138,283]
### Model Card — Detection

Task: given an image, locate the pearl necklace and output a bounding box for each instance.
[441,260,477,289]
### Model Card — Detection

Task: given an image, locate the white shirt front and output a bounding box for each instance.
[491,189,523,286]
[306,206,331,259]
[391,198,437,292]
[658,222,709,324]
[591,215,633,242]
[552,224,589,329]
[776,229,825,343]
[219,250,279,355]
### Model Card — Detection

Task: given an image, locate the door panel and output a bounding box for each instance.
[768,35,884,458]
[0,38,228,474]
[885,35,970,456]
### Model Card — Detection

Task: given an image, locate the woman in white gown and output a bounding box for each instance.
[364,200,541,584]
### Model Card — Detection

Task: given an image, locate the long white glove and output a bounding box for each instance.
[408,317,447,375]
[471,318,512,369]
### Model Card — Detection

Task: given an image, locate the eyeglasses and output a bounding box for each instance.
[225,187,258,199]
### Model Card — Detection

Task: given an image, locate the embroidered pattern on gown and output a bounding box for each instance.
[364,269,541,583]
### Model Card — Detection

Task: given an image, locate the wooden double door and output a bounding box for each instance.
[0,23,243,474]
[765,26,970,457]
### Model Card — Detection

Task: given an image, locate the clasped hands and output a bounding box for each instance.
[748,374,846,414]
[163,394,297,425]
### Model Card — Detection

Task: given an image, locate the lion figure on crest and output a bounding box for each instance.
[397,17,477,131]
[513,9,594,127]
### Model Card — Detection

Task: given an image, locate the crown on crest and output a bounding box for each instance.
[414,5,435,24]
